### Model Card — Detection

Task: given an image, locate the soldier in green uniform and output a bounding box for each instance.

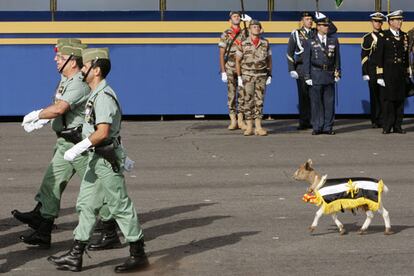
[235,20,272,136]
[47,48,148,273]
[219,11,250,130]
[13,40,96,249]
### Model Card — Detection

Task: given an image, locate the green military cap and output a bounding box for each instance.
[301,11,313,19]
[82,48,110,64]
[57,43,87,57]
[249,19,262,28]
[56,38,82,46]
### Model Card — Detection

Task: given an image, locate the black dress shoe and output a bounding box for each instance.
[323,130,336,135]
[382,130,391,134]
[393,129,406,134]
[311,130,321,135]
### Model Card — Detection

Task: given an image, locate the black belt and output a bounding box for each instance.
[56,126,83,144]
[312,64,334,71]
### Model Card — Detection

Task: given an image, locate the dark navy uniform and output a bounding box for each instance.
[376,15,410,133]
[287,12,337,130]
[303,18,341,135]
[361,28,385,127]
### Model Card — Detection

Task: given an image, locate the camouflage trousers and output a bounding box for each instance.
[242,74,267,120]
[226,68,245,115]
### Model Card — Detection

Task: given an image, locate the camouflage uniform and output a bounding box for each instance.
[236,37,272,120]
[219,28,247,115]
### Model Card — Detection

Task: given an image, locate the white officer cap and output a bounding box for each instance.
[387,10,403,21]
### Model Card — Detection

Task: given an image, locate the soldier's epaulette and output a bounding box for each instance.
[362,32,371,39]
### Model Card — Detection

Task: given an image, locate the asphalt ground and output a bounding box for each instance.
[1,119,414,275]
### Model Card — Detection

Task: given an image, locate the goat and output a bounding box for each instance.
[293,159,393,235]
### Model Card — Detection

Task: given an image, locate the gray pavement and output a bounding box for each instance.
[1,119,414,275]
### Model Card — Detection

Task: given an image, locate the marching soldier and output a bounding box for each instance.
[48,48,148,273]
[13,40,105,248]
[303,17,341,135]
[361,12,386,129]
[287,12,337,130]
[376,10,411,134]
[236,20,272,136]
[219,11,250,130]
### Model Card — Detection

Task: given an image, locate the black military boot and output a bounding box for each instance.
[88,219,121,251]
[11,202,42,230]
[20,218,54,248]
[47,240,87,272]
[114,239,149,273]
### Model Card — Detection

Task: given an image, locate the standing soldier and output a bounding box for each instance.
[408,26,414,78]
[376,10,411,134]
[236,20,272,136]
[287,12,337,130]
[303,17,341,135]
[219,11,250,130]
[361,12,386,129]
[48,48,148,273]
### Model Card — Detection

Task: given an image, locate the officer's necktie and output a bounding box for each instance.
[321,37,326,48]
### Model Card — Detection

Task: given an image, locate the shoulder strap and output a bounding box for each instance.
[224,31,242,63]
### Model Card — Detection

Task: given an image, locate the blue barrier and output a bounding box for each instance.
[1,43,414,116]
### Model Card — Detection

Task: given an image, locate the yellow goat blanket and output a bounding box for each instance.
[312,177,384,214]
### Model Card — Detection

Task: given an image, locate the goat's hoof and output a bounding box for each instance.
[384,228,394,235]
[339,228,347,235]
[358,229,368,235]
[308,226,316,233]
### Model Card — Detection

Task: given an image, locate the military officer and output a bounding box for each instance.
[47,48,148,273]
[303,17,341,135]
[376,10,411,134]
[13,40,96,249]
[361,12,386,129]
[219,11,250,130]
[236,20,272,136]
[287,12,337,130]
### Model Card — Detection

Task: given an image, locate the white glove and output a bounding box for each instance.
[362,75,370,81]
[315,12,327,20]
[221,72,228,83]
[335,77,340,82]
[237,76,244,87]
[64,138,92,161]
[22,109,43,125]
[23,119,50,133]
[305,79,313,86]
[241,14,252,22]
[290,71,299,79]
[377,79,385,87]
[124,156,135,172]
[266,76,272,86]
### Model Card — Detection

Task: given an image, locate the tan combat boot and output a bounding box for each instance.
[237,113,247,130]
[243,120,254,136]
[228,114,238,130]
[255,118,268,136]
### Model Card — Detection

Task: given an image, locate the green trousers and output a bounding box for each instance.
[34,138,111,220]
[73,147,143,242]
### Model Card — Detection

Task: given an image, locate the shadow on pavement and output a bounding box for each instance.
[84,231,260,273]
